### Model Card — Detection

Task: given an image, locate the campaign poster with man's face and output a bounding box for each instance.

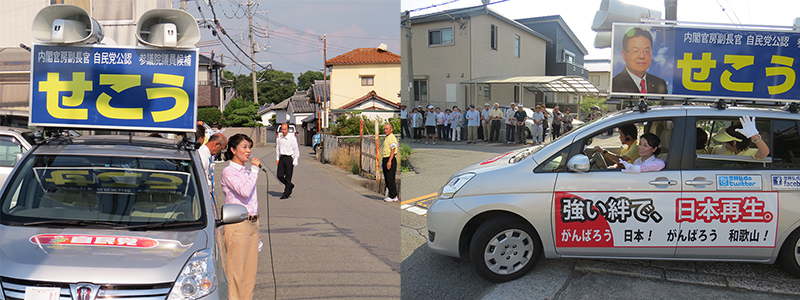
[610,25,676,96]
[611,23,800,101]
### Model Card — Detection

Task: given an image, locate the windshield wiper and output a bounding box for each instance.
[21,219,122,228]
[122,220,204,231]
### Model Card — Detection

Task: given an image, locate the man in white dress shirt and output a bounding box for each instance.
[276,123,300,199]
[198,133,227,201]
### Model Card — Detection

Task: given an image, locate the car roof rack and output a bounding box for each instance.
[33,127,201,151]
[609,95,800,113]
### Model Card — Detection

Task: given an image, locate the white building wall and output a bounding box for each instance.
[329,63,400,109]
[401,14,547,112]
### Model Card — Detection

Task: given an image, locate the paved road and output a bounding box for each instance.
[214,143,400,299]
[399,138,800,300]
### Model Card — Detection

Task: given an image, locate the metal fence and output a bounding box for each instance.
[321,134,398,178]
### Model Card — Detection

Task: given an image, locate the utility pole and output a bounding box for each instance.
[321,34,328,129]
[247,0,258,104]
[665,0,677,20]
[402,11,415,107]
[180,0,187,11]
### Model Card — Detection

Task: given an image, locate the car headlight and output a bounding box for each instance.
[439,173,476,199]
[168,249,216,300]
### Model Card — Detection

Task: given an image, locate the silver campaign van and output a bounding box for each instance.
[0,134,247,300]
[427,100,800,282]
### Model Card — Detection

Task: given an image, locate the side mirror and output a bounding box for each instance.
[217,204,248,227]
[567,155,590,173]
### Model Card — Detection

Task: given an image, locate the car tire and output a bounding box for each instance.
[526,128,532,139]
[778,228,800,277]
[469,217,542,283]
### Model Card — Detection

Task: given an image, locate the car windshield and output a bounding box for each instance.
[0,154,205,230]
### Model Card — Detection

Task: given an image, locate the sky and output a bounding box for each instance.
[179,0,400,77]
[400,0,800,61]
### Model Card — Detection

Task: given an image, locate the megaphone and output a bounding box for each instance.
[136,9,200,48]
[591,0,660,32]
[32,4,104,44]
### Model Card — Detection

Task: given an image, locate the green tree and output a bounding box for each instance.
[258,70,297,105]
[222,98,262,127]
[198,107,222,126]
[224,70,297,106]
[579,96,607,121]
[297,70,326,91]
[330,112,399,136]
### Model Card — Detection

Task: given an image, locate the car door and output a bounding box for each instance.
[675,115,782,260]
[552,115,684,258]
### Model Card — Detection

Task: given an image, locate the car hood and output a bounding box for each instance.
[457,145,542,174]
[0,226,206,284]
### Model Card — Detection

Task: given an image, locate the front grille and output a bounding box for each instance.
[1,277,172,300]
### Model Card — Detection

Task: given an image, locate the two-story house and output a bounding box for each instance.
[401,5,551,110]
[326,45,400,120]
[516,15,590,107]
[402,5,599,113]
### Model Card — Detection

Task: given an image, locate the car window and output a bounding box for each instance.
[0,154,204,228]
[537,146,570,172]
[583,118,676,171]
[0,135,26,167]
[771,119,800,168]
[694,117,772,169]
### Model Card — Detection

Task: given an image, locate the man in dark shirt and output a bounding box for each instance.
[514,105,527,145]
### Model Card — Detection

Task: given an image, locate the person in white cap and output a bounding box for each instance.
[514,104,527,144]
[482,103,492,142]
[505,103,517,144]
[489,103,503,143]
[425,105,437,144]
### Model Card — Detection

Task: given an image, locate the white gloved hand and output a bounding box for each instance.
[619,159,640,173]
[735,116,759,138]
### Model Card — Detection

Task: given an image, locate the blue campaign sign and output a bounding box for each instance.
[30,44,197,131]
[610,24,800,101]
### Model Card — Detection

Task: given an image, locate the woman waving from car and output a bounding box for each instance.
[618,132,665,173]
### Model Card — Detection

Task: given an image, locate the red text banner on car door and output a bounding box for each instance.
[554,191,778,248]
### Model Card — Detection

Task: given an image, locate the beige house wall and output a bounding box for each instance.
[329,63,400,109]
[401,14,547,111]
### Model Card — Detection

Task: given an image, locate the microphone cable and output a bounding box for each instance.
[258,162,278,300]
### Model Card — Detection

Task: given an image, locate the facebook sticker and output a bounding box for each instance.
[772,175,800,190]
[717,175,762,191]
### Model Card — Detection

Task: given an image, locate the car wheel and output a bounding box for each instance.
[469,217,542,283]
[526,128,532,139]
[778,228,800,277]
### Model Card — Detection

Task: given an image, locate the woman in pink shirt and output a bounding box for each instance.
[619,132,665,173]
[221,133,262,300]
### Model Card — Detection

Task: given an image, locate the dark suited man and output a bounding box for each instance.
[612,27,668,94]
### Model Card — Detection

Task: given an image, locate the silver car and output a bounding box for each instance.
[0,126,34,186]
[427,103,800,282]
[0,135,247,299]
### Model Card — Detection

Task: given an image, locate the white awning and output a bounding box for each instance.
[460,76,600,94]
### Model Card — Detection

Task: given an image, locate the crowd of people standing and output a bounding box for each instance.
[399,103,580,145]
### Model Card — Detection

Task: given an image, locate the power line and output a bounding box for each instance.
[408,0,463,13]
[715,0,739,24]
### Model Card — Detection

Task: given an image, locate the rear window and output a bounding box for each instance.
[0,154,205,229]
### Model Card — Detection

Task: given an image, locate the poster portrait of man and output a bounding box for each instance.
[612,27,669,94]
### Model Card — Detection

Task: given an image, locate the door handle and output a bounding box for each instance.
[649,180,677,185]
[685,180,713,186]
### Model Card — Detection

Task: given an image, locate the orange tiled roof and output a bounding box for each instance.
[326,48,401,66]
